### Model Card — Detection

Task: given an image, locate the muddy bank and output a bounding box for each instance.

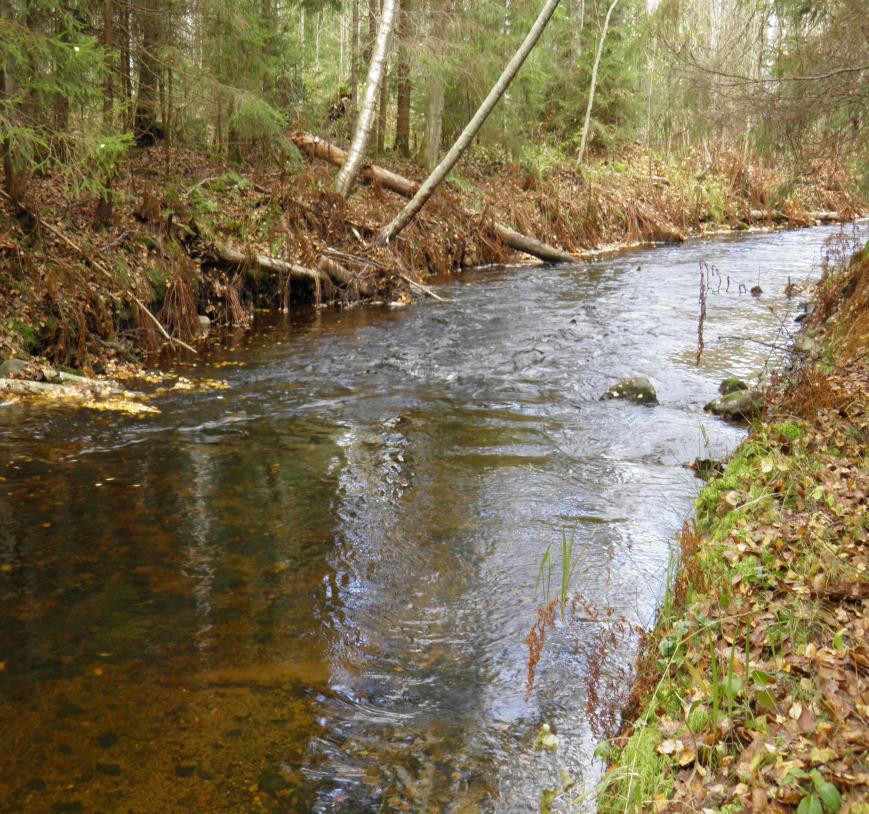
[1,139,864,387]
[598,237,868,812]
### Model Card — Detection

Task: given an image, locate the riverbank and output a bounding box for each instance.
[1,140,864,388]
[599,239,868,812]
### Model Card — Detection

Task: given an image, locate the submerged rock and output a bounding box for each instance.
[600,376,658,406]
[719,377,749,395]
[258,770,290,796]
[95,730,119,749]
[704,389,763,421]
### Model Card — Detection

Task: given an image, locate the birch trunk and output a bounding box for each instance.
[350,0,360,132]
[378,0,562,245]
[575,0,618,167]
[335,0,399,197]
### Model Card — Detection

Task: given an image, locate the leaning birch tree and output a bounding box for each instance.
[378,0,562,245]
[575,0,619,167]
[334,0,399,198]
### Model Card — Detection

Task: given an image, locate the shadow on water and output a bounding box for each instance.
[0,225,863,812]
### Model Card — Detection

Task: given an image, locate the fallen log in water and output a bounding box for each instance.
[291,132,575,264]
[0,378,86,399]
[211,245,373,298]
[808,210,847,223]
[0,377,158,414]
[748,209,847,224]
[213,245,330,287]
[42,368,123,395]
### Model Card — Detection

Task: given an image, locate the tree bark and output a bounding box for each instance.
[294,132,573,263]
[394,0,412,156]
[350,0,360,132]
[421,71,444,171]
[120,0,132,120]
[103,0,114,127]
[134,0,161,144]
[576,0,618,167]
[377,51,389,153]
[213,245,331,287]
[568,0,584,59]
[334,0,399,197]
[378,0,562,245]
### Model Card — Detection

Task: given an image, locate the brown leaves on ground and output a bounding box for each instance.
[608,293,868,813]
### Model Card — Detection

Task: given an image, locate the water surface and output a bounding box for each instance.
[0,225,857,812]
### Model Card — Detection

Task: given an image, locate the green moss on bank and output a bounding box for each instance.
[599,247,869,814]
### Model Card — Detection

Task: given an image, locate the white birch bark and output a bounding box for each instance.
[335,0,399,198]
[576,0,619,167]
[378,0,562,244]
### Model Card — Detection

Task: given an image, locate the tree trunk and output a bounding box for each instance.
[576,0,618,167]
[334,0,399,197]
[52,10,71,137]
[569,0,584,59]
[350,0,360,132]
[379,0,562,244]
[394,0,412,156]
[134,0,161,144]
[421,71,444,171]
[121,0,132,121]
[103,0,114,127]
[377,51,389,153]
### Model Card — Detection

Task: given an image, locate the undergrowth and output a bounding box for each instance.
[0,141,864,373]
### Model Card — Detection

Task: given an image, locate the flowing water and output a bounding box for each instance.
[0,225,859,813]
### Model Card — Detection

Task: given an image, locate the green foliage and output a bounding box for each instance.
[0,4,119,199]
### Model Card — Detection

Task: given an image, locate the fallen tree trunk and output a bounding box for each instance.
[316,255,372,293]
[41,368,123,394]
[291,132,574,264]
[808,210,848,223]
[0,379,89,399]
[212,244,373,298]
[491,223,576,264]
[213,245,330,287]
[748,209,848,224]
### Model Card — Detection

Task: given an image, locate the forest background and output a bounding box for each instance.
[0,0,866,366]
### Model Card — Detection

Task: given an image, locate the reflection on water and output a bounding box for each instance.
[0,226,859,812]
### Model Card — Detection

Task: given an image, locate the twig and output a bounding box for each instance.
[397,271,451,302]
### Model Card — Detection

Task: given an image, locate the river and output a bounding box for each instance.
[0,225,859,813]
